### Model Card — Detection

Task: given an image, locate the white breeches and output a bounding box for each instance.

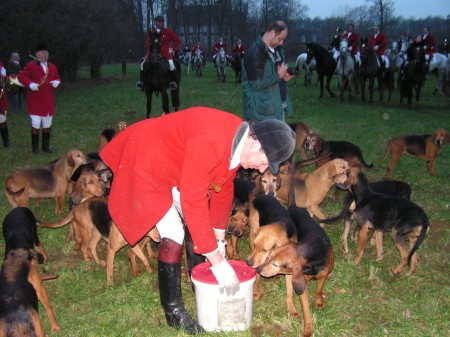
[30,114,52,129]
[155,187,185,245]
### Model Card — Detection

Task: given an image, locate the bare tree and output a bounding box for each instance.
[367,0,395,31]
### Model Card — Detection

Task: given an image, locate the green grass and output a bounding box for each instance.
[0,62,449,337]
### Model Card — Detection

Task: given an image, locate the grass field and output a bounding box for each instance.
[0,61,449,337]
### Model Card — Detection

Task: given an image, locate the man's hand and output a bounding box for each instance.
[50,80,60,88]
[29,83,39,91]
[277,63,289,79]
[210,260,240,296]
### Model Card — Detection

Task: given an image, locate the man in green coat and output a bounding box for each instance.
[242,20,294,121]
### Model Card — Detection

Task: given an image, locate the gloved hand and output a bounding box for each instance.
[210,260,240,296]
[423,46,427,50]
[374,45,379,51]
[50,80,60,88]
[217,239,226,259]
[349,46,352,51]
[29,83,39,91]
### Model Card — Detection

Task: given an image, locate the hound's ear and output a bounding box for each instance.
[327,164,337,180]
[292,263,307,295]
[70,177,85,205]
[68,153,76,167]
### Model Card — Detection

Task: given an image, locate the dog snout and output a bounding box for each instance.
[246,259,254,267]
[233,229,242,237]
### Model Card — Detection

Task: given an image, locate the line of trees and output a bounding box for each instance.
[1,0,448,82]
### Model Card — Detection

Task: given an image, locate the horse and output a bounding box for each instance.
[399,44,427,109]
[426,52,448,96]
[389,40,410,89]
[359,38,393,103]
[294,52,316,87]
[143,34,181,118]
[182,51,192,76]
[193,49,203,77]
[336,39,356,102]
[215,47,227,83]
[231,51,242,83]
[305,43,336,98]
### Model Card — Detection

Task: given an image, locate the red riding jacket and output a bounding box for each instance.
[342,32,360,56]
[145,28,181,61]
[369,32,388,56]
[18,60,61,117]
[100,107,243,254]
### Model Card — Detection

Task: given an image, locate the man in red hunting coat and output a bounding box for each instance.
[100,107,296,335]
[342,24,360,65]
[0,61,9,147]
[418,27,436,66]
[212,37,230,65]
[369,25,390,76]
[232,38,246,58]
[18,43,61,153]
[136,15,181,91]
[191,41,205,65]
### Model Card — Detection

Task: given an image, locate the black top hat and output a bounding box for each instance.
[252,119,296,174]
[35,43,48,53]
[154,15,165,22]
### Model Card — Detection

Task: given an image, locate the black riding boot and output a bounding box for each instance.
[136,70,144,91]
[158,238,204,335]
[169,70,177,90]
[0,122,9,148]
[184,228,206,280]
[31,128,39,154]
[42,128,52,153]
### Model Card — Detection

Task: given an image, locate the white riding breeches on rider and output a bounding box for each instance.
[381,55,390,68]
[155,187,185,245]
[168,59,175,71]
[332,48,340,62]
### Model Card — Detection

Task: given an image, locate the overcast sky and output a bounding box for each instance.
[304,0,449,19]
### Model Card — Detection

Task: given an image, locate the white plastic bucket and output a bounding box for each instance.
[191,260,257,332]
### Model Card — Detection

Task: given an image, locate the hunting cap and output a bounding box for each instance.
[35,43,48,53]
[154,15,165,22]
[252,119,296,174]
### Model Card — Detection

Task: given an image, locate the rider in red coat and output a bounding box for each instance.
[232,39,246,58]
[369,25,390,75]
[191,41,205,64]
[418,27,436,63]
[18,44,61,153]
[0,61,9,147]
[100,106,296,334]
[342,24,360,65]
[137,15,181,91]
[212,37,230,65]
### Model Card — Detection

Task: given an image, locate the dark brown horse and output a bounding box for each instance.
[231,51,243,83]
[359,38,393,104]
[143,33,181,118]
[305,43,336,98]
[399,43,427,109]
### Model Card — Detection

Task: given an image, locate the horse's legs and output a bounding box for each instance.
[170,88,180,111]
[318,75,324,98]
[161,90,170,114]
[146,89,153,118]
[368,77,374,103]
[326,75,335,98]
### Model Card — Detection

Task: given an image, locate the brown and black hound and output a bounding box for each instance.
[98,121,127,152]
[323,179,412,254]
[257,207,334,337]
[335,167,430,275]
[225,178,254,260]
[304,133,373,168]
[2,207,47,264]
[381,128,449,177]
[1,207,60,335]
[0,249,61,336]
[5,149,89,214]
[289,122,312,160]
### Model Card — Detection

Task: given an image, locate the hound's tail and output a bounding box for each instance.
[380,143,391,163]
[37,211,74,228]
[407,220,430,266]
[320,192,354,224]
